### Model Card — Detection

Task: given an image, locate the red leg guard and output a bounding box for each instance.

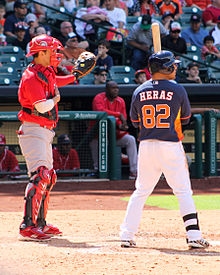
[37,169,57,226]
[22,166,50,227]
[49,169,57,190]
[37,169,62,236]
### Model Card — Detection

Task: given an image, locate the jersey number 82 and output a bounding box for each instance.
[141,104,170,129]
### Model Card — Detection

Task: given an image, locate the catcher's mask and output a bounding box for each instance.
[26,34,64,68]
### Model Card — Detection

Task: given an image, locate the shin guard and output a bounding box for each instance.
[37,169,57,227]
[23,166,50,227]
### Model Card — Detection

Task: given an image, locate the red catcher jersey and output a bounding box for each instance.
[18,65,58,128]
[18,63,76,128]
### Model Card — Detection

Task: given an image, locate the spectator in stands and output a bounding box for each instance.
[181,13,209,48]
[178,62,202,83]
[0,134,20,177]
[201,35,220,60]
[32,0,60,22]
[57,21,89,48]
[134,69,148,84]
[5,1,15,17]
[61,32,86,65]
[0,4,6,27]
[74,0,110,50]
[57,32,86,77]
[210,15,220,46]
[202,0,220,26]
[4,0,29,38]
[161,11,174,30]
[90,81,138,179]
[127,14,168,70]
[95,39,113,70]
[57,21,76,46]
[185,0,211,11]
[25,13,51,38]
[53,134,80,173]
[25,13,38,38]
[156,0,183,21]
[113,0,129,16]
[123,0,135,10]
[162,21,187,57]
[34,25,47,36]
[54,32,83,83]
[60,0,79,13]
[93,66,109,84]
[10,22,28,50]
[102,0,127,29]
[0,24,7,46]
[131,0,160,16]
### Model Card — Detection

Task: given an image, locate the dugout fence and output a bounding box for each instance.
[183,111,220,178]
[0,111,119,180]
[0,111,219,180]
[204,111,220,176]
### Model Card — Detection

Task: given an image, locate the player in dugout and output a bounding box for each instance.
[17,34,95,241]
[53,134,80,175]
[0,134,20,177]
[120,50,209,249]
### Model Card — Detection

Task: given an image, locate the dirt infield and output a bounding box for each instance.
[1,178,220,275]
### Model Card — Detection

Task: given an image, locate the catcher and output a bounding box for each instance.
[17,34,96,241]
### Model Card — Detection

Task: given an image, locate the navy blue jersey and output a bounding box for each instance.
[130,79,191,142]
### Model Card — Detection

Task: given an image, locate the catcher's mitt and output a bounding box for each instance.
[72,51,96,79]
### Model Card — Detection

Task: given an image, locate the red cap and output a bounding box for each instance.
[135,69,146,77]
[0,134,6,145]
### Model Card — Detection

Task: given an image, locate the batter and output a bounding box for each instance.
[120,50,209,249]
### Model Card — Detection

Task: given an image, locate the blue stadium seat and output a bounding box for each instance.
[110,65,136,84]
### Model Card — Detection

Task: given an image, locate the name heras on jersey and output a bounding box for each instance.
[139,90,173,102]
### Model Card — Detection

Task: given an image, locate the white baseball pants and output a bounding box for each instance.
[18,122,55,177]
[120,139,202,242]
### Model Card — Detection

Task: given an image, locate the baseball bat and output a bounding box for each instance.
[151,23,161,53]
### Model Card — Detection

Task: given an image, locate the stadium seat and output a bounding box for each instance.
[110,66,136,84]
[0,75,18,86]
[178,57,190,69]
[0,46,26,66]
[182,7,201,14]
[127,16,141,31]
[0,66,15,74]
[110,65,135,76]
[179,13,192,25]
[209,60,220,69]
[127,16,141,25]
[208,68,220,83]
[207,61,220,83]
[110,75,135,84]
[79,73,95,85]
[186,45,201,60]
[46,8,71,25]
[0,55,17,65]
[0,45,24,56]
[187,45,200,54]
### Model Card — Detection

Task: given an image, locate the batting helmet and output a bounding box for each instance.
[26,34,64,67]
[148,50,180,74]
